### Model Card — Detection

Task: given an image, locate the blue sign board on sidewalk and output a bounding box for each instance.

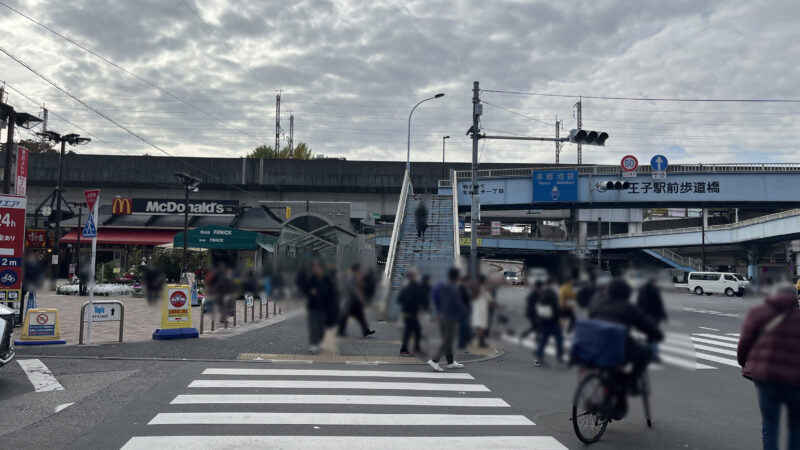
[533,170,578,202]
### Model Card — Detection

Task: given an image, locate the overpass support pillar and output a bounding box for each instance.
[746,245,762,283]
[578,221,587,248]
[627,222,642,234]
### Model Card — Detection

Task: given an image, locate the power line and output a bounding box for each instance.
[481,89,800,103]
[0,0,268,145]
[481,100,552,126]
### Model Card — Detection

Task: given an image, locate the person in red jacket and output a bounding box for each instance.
[737,285,800,450]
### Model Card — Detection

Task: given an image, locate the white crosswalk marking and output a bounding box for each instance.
[503,330,743,371]
[122,435,568,450]
[122,367,568,450]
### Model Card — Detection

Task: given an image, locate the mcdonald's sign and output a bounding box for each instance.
[112,197,133,215]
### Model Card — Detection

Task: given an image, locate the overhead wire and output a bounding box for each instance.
[481,89,800,103]
[0,0,269,146]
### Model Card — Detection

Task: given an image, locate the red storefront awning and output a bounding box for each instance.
[60,229,177,246]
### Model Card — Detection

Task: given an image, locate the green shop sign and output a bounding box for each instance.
[173,225,275,250]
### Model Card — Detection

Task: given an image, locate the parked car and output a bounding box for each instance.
[503,270,520,285]
[688,271,744,297]
[0,304,15,368]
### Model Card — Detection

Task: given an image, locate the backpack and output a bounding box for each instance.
[570,319,627,368]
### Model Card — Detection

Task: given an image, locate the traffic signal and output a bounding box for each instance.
[569,129,609,146]
[603,181,630,190]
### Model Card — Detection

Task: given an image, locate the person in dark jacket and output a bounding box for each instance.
[737,286,800,450]
[590,279,663,387]
[398,269,429,356]
[520,281,542,339]
[533,281,563,367]
[414,201,429,238]
[338,264,375,338]
[298,259,336,353]
[428,267,466,372]
[636,276,667,360]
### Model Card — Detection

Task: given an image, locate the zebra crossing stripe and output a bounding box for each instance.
[658,353,716,370]
[171,394,510,407]
[188,379,490,391]
[148,412,535,426]
[693,333,740,343]
[201,368,475,379]
[692,343,737,357]
[690,337,739,349]
[122,435,569,450]
[694,352,740,367]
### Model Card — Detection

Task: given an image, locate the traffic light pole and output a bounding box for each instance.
[51,139,66,287]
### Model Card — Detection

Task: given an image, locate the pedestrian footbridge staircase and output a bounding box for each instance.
[383,171,460,319]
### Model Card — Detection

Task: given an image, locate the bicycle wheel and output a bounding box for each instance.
[640,372,652,428]
[572,372,610,444]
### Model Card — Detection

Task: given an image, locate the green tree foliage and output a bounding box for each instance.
[0,138,57,154]
[246,141,313,159]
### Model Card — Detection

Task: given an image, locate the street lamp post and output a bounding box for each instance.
[1,102,42,194]
[406,93,444,174]
[441,136,450,181]
[37,131,90,286]
[174,172,200,272]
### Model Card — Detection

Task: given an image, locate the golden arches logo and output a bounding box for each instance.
[112,197,132,215]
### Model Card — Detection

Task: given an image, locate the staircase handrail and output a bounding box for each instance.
[452,169,461,262]
[384,170,413,277]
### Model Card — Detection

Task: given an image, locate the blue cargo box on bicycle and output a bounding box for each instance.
[570,319,627,368]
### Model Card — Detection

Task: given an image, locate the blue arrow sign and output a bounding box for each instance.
[82,213,97,238]
[650,155,668,172]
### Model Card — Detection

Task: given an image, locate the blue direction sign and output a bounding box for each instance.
[82,213,97,238]
[533,170,578,202]
[650,155,669,172]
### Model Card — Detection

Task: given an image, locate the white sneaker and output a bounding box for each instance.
[427,360,444,372]
[446,361,465,369]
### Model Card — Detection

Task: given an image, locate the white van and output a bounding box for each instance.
[687,272,744,297]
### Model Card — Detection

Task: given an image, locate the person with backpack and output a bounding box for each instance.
[737,284,800,450]
[533,280,563,367]
[428,267,466,372]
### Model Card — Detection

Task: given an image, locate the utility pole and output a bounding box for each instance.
[275,91,281,153]
[51,138,67,282]
[574,97,582,164]
[289,113,294,155]
[597,216,603,270]
[3,109,15,194]
[469,81,481,282]
[701,208,706,270]
[554,117,562,164]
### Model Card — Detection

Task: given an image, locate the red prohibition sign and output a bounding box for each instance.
[620,155,639,172]
[36,313,48,324]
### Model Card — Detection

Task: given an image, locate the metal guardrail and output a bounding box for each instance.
[384,170,412,278]
[439,163,800,184]
[79,300,124,345]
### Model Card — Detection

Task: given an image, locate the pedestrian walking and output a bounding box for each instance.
[414,201,428,239]
[520,280,542,339]
[471,283,490,348]
[558,277,577,333]
[457,275,473,350]
[397,269,428,356]
[737,284,800,450]
[636,275,668,360]
[533,280,563,367]
[428,267,466,372]
[337,264,376,338]
[298,259,337,353]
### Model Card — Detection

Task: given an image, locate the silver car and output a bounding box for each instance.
[0,304,15,368]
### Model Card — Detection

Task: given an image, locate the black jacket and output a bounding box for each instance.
[636,282,667,323]
[398,280,429,315]
[590,295,664,343]
[414,204,428,225]
[534,288,561,325]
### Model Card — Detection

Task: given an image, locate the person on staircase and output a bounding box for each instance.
[415,200,429,239]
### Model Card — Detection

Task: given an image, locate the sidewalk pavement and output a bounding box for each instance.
[15,291,286,346]
[14,294,502,365]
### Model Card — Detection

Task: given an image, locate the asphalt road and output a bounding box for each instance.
[0,286,766,449]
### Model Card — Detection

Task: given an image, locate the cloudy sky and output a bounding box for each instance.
[1,0,799,165]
